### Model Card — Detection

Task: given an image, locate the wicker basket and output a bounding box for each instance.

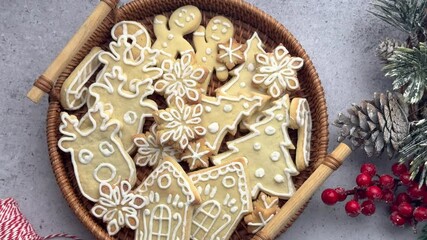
[40,0,337,239]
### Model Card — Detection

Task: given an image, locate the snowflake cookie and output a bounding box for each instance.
[133,124,180,167]
[154,53,208,104]
[253,44,304,98]
[91,180,146,236]
[244,192,280,234]
[181,139,213,170]
[217,38,247,70]
[153,97,207,151]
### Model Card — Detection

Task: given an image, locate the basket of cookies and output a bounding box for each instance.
[27,0,351,239]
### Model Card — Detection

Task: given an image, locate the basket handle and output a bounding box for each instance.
[26,0,119,103]
[251,143,352,240]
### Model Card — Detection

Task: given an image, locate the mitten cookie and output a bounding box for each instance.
[134,156,201,240]
[244,192,280,234]
[188,159,252,240]
[152,5,202,62]
[58,103,136,202]
[193,16,234,91]
[212,94,299,199]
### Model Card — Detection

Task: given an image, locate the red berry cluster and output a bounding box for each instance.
[321,163,427,228]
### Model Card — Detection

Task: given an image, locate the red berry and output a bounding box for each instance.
[390,211,406,226]
[321,188,339,205]
[392,163,408,177]
[381,189,394,203]
[345,200,360,217]
[408,185,427,200]
[361,200,376,216]
[356,173,372,187]
[366,186,383,200]
[396,193,411,204]
[379,174,395,189]
[399,173,412,186]
[390,204,399,212]
[397,202,413,217]
[361,163,377,176]
[335,187,347,202]
[413,207,427,222]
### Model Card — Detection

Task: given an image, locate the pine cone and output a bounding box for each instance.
[377,38,406,62]
[334,91,410,157]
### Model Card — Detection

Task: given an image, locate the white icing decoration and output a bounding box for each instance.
[78,149,93,164]
[168,34,174,40]
[206,48,212,55]
[253,142,261,151]
[255,168,265,178]
[243,103,249,109]
[274,175,285,183]
[240,82,246,88]
[202,57,207,62]
[157,174,172,189]
[222,176,236,188]
[123,111,137,125]
[208,122,219,133]
[276,114,284,121]
[218,38,244,64]
[205,106,212,112]
[223,104,233,113]
[181,141,211,169]
[264,126,276,135]
[162,42,168,48]
[247,63,255,72]
[93,163,117,183]
[270,151,280,162]
[99,141,115,157]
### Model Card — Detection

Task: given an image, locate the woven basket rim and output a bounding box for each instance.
[46,0,329,239]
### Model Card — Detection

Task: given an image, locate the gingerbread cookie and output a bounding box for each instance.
[89,67,158,153]
[188,159,252,240]
[217,38,247,70]
[289,97,312,171]
[112,21,151,59]
[181,139,213,170]
[154,53,207,104]
[58,103,136,202]
[134,156,201,240]
[253,44,304,98]
[133,124,180,168]
[199,94,265,154]
[96,32,162,93]
[91,180,146,236]
[244,192,280,234]
[193,16,234,91]
[152,5,202,62]
[212,94,299,199]
[153,97,206,151]
[60,47,103,110]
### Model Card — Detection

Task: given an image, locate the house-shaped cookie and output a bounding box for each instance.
[188,158,253,240]
[134,156,201,240]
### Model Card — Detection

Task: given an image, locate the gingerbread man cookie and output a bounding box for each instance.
[152,5,202,62]
[134,156,201,240]
[188,159,252,240]
[212,94,299,199]
[193,16,234,91]
[58,103,136,202]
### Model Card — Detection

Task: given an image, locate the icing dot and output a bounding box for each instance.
[265,126,276,135]
[222,176,236,188]
[270,151,280,161]
[253,142,261,151]
[178,202,184,209]
[240,82,246,88]
[205,106,212,113]
[276,114,284,121]
[274,174,285,183]
[162,42,168,48]
[186,16,191,22]
[243,103,249,109]
[223,104,233,113]
[202,57,207,62]
[124,111,137,125]
[208,122,219,133]
[230,206,238,213]
[168,34,174,40]
[78,149,93,164]
[221,28,228,34]
[247,63,255,72]
[255,168,265,178]
[212,25,218,30]
[206,48,212,55]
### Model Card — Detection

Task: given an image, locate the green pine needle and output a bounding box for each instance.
[383,42,427,104]
[419,223,427,240]
[370,0,427,43]
[399,119,427,186]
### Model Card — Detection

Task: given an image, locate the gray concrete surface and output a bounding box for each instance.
[0,0,417,239]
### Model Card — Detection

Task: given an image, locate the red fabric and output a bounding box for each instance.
[0,198,80,240]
